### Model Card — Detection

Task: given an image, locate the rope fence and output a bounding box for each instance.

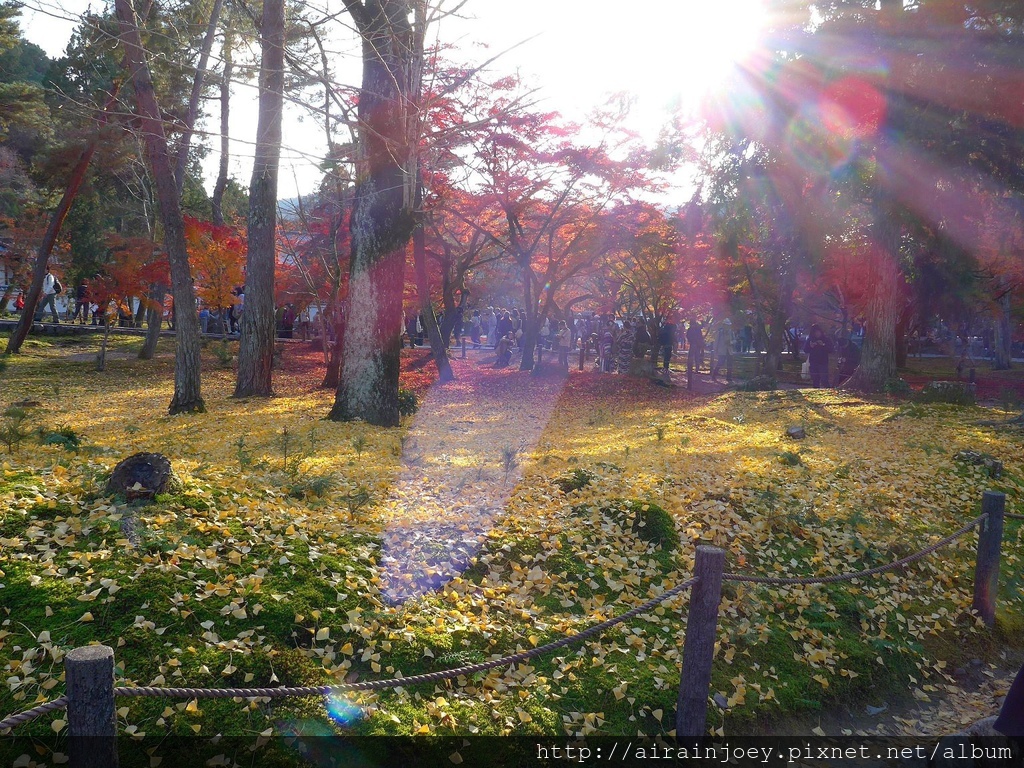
[114,575,701,701]
[0,490,1011,756]
[723,513,986,586]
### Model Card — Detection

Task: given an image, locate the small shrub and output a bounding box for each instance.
[398,388,419,417]
[500,444,519,485]
[289,473,338,499]
[916,380,976,406]
[655,425,666,441]
[778,450,802,466]
[343,486,372,517]
[738,375,777,392]
[884,378,912,397]
[279,427,292,471]
[39,424,82,451]
[214,340,233,367]
[234,434,254,469]
[954,450,1003,478]
[0,407,30,454]
[554,467,597,494]
[352,434,368,458]
[999,387,1019,415]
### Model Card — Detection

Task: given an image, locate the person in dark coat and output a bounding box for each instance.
[657,318,676,372]
[803,324,834,388]
[995,663,1024,738]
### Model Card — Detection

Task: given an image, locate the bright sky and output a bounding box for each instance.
[17,0,769,199]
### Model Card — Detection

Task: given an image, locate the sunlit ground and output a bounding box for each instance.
[0,337,1022,763]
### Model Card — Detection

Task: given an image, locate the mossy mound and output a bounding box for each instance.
[554,467,598,493]
[573,498,679,551]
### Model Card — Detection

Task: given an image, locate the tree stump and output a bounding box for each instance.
[105,452,179,500]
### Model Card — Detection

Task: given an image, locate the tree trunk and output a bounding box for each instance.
[413,219,454,382]
[115,0,205,414]
[764,310,786,375]
[5,88,121,354]
[895,311,909,369]
[211,26,232,227]
[234,0,284,398]
[848,246,901,392]
[138,285,165,359]
[993,280,1012,370]
[321,312,344,389]
[849,0,903,393]
[330,0,415,427]
[518,267,536,371]
[173,0,223,194]
[97,318,113,371]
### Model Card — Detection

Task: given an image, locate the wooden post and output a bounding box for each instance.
[66,645,118,768]
[973,490,1005,627]
[676,545,725,742]
[461,335,467,359]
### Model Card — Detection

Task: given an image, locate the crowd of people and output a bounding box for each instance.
[400,305,875,388]
[8,273,870,386]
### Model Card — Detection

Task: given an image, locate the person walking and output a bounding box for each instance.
[36,268,61,323]
[803,324,833,388]
[73,282,89,324]
[712,317,735,382]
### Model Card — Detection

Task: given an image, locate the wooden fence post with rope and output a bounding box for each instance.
[676,544,725,742]
[66,644,118,768]
[973,490,1005,627]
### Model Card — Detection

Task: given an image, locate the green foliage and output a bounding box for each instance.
[352,434,368,458]
[576,499,680,551]
[234,434,254,469]
[0,405,30,453]
[288,473,338,499]
[554,467,597,494]
[999,387,1019,415]
[738,375,777,392]
[39,424,82,450]
[778,450,802,466]
[884,378,912,397]
[279,427,292,471]
[397,388,419,417]
[214,340,234,367]
[500,444,519,484]
[916,381,976,405]
[342,486,372,517]
[655,424,666,441]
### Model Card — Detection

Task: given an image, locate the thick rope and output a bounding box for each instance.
[724,514,986,586]
[0,697,68,732]
[113,576,700,701]
[1006,512,1024,521]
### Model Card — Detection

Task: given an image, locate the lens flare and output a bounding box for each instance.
[326,692,365,727]
[784,102,856,178]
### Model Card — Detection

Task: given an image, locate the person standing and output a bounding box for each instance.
[470,310,482,347]
[657,316,676,373]
[686,317,705,372]
[555,320,570,368]
[803,324,833,388]
[36,268,61,323]
[712,317,735,382]
[616,319,635,373]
